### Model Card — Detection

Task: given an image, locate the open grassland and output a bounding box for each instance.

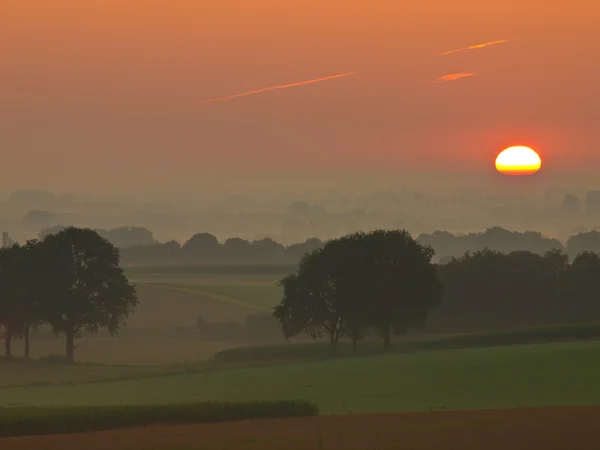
[3,406,600,450]
[3,341,600,413]
[8,336,238,367]
[0,401,318,438]
[129,284,261,327]
[123,266,286,330]
[0,359,171,388]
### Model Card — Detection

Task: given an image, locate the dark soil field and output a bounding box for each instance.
[4,406,600,450]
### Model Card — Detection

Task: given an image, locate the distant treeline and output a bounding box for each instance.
[418,227,600,262]
[426,249,600,333]
[160,246,600,343]
[268,230,600,353]
[38,225,600,266]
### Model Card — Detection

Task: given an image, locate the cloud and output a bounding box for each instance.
[433,72,476,82]
[438,39,515,56]
[200,72,358,104]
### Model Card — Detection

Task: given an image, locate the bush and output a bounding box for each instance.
[0,400,319,438]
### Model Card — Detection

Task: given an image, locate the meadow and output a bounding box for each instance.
[4,264,600,447]
[3,341,600,414]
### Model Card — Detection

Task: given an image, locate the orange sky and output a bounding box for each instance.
[2,0,599,194]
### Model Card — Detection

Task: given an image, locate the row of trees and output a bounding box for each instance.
[428,249,600,332]
[30,226,600,267]
[119,235,324,266]
[39,225,155,248]
[418,227,600,262]
[273,230,443,354]
[272,230,600,351]
[0,228,138,363]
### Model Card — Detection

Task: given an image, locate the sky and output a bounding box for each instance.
[2,0,599,196]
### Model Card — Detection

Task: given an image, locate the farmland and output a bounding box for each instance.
[3,264,600,448]
[3,341,600,414]
[3,407,600,450]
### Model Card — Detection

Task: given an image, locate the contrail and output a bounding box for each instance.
[200,72,357,104]
[433,72,476,82]
[438,39,515,56]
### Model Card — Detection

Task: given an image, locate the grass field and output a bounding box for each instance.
[3,406,600,449]
[123,266,286,331]
[3,341,600,413]
[0,266,288,368]
[0,360,171,388]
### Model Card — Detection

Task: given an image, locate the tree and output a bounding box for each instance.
[39,227,138,363]
[0,245,25,357]
[249,238,285,263]
[567,231,600,258]
[274,250,348,355]
[223,237,251,262]
[561,252,600,322]
[359,230,443,350]
[273,230,443,354]
[181,233,222,263]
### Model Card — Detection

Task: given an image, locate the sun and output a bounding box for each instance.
[495,146,542,175]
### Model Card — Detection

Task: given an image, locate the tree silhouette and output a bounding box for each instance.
[39,227,138,363]
[273,230,443,353]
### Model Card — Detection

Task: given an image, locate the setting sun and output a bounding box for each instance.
[495,146,542,176]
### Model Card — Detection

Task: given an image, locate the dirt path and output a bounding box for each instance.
[4,406,600,450]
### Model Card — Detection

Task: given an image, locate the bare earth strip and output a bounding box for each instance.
[4,406,600,450]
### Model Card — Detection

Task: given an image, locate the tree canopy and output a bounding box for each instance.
[0,227,138,363]
[273,230,443,353]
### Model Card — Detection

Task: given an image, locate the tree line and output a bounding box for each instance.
[272,230,600,353]
[31,226,600,267]
[0,227,138,363]
[428,248,600,333]
[418,227,600,262]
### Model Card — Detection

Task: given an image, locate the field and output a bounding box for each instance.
[125,266,286,328]
[4,265,600,448]
[3,341,600,413]
[2,266,288,367]
[3,406,600,450]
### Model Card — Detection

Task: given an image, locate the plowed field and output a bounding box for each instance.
[4,406,600,450]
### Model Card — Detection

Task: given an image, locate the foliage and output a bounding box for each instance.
[273,230,443,352]
[0,228,138,363]
[0,400,319,438]
[418,227,565,262]
[430,248,600,332]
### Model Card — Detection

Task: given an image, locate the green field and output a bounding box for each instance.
[124,266,286,330]
[3,341,600,414]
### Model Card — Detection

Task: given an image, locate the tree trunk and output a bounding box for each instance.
[66,329,75,364]
[329,330,339,357]
[382,326,391,351]
[352,336,358,355]
[4,327,12,358]
[23,323,30,359]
